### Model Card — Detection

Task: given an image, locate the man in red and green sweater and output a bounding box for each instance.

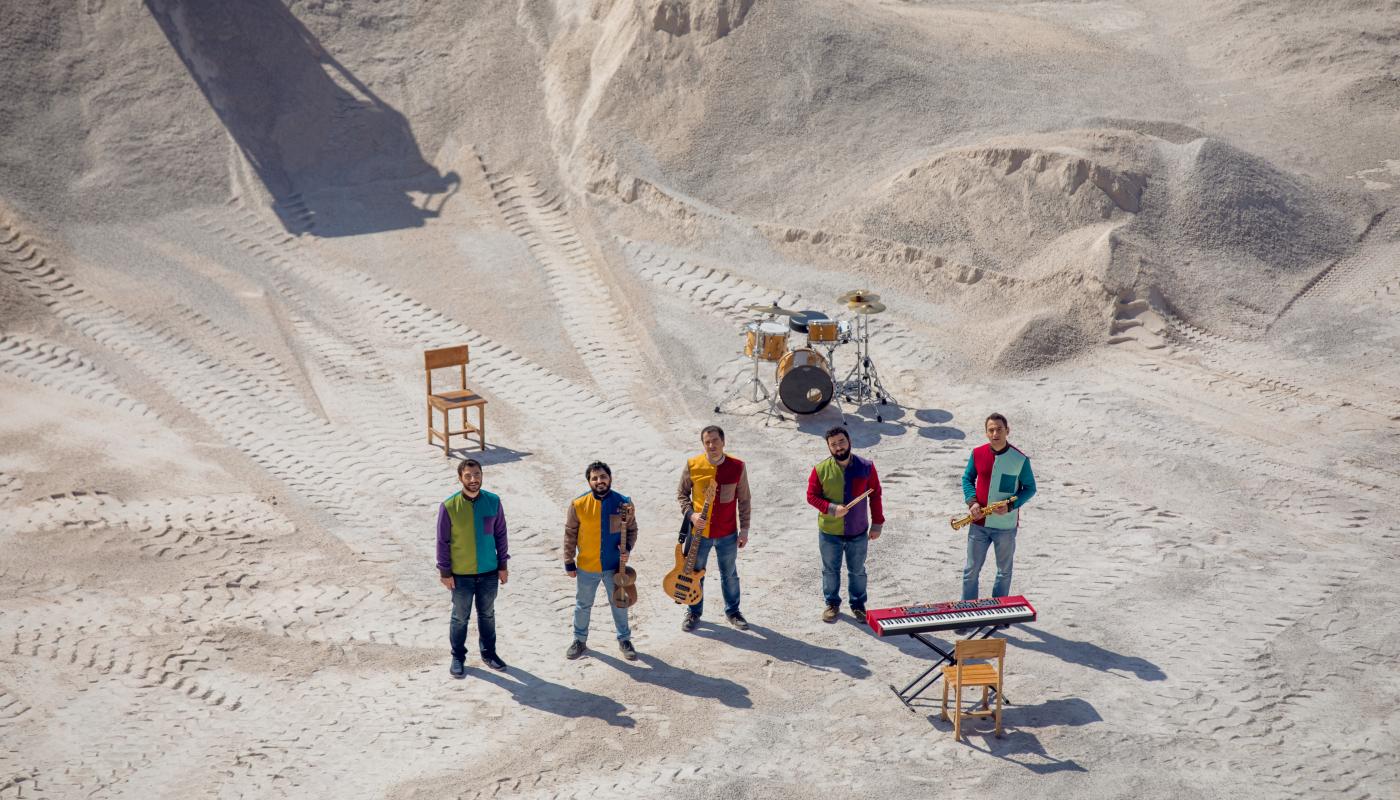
[806,426,884,622]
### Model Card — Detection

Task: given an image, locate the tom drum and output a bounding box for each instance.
[744,321,790,362]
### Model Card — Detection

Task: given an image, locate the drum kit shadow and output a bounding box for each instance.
[715,289,899,422]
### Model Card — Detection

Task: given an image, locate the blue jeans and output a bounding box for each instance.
[819,531,868,608]
[573,568,632,643]
[449,571,499,660]
[962,524,1017,600]
[688,534,740,618]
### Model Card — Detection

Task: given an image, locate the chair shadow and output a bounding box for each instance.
[692,622,871,679]
[447,444,532,467]
[1006,625,1165,681]
[145,0,459,237]
[466,665,635,728]
[589,651,752,709]
[923,698,1098,774]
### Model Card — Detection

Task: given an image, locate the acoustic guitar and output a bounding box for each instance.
[662,481,716,605]
[611,503,638,609]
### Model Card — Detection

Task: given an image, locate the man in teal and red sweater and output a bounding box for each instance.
[961,413,1037,602]
[437,458,510,678]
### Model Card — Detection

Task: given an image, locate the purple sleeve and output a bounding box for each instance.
[436,504,452,576]
[493,503,510,565]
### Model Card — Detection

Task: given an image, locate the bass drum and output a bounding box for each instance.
[775,348,835,414]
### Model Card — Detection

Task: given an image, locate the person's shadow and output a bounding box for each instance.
[693,622,871,679]
[145,0,460,236]
[1005,625,1165,681]
[467,665,635,728]
[590,651,752,708]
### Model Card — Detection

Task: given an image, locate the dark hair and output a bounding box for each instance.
[824,426,850,443]
[985,413,1009,429]
[700,425,725,442]
[585,461,612,480]
[458,458,482,476]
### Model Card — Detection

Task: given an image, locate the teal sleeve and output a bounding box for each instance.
[962,453,977,504]
[1012,458,1037,509]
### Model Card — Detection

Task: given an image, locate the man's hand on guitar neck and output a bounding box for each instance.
[690,511,704,528]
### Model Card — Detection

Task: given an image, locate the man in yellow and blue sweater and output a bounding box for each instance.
[437,458,510,678]
[563,461,640,661]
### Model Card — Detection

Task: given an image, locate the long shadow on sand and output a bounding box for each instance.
[448,444,532,467]
[1005,625,1165,681]
[145,0,459,236]
[590,651,752,708]
[467,665,635,728]
[692,621,870,679]
[795,403,966,445]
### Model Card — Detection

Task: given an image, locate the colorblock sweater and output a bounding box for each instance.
[807,454,885,537]
[436,490,509,576]
[962,443,1037,530]
[563,490,639,572]
[676,453,751,538]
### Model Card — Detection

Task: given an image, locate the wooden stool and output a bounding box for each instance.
[424,345,486,455]
[940,638,1006,739]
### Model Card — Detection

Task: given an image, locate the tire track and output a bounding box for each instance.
[478,156,645,394]
[0,334,160,420]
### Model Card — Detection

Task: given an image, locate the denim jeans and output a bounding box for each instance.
[573,568,632,643]
[819,531,869,608]
[449,571,499,660]
[688,533,740,618]
[961,524,1017,600]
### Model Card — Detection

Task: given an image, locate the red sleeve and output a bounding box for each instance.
[869,463,884,525]
[806,468,829,513]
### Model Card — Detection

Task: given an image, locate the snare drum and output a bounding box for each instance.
[806,319,840,344]
[744,321,790,362]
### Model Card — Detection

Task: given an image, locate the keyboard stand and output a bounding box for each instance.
[889,625,1006,709]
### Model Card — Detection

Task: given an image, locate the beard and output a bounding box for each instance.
[832,448,851,461]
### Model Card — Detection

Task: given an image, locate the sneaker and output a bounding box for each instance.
[449,657,465,679]
[822,604,839,623]
[681,612,698,632]
[726,612,750,631]
[851,605,866,622]
[619,640,638,661]
[481,652,508,671]
[565,640,587,660]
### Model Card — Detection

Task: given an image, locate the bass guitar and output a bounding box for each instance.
[662,482,716,605]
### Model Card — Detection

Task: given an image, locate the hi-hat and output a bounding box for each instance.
[849,301,887,315]
[746,302,796,316]
[838,289,881,306]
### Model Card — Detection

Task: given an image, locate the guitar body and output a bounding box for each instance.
[611,565,639,609]
[662,541,706,605]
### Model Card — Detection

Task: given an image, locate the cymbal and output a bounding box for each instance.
[746,302,796,316]
[838,289,881,305]
[849,301,887,315]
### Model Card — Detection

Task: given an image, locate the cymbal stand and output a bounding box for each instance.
[839,313,898,422]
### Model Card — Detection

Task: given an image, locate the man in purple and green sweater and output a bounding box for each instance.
[437,458,509,678]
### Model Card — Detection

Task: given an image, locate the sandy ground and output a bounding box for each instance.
[3,1,1399,798]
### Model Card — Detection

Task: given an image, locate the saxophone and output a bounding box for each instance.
[950,496,1017,530]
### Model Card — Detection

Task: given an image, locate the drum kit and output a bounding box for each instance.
[715,289,898,422]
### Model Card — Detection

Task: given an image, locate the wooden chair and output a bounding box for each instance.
[940,638,1006,739]
[425,345,486,455]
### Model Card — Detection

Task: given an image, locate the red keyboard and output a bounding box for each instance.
[866,595,1037,636]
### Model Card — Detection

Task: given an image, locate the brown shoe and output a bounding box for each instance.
[822,604,839,623]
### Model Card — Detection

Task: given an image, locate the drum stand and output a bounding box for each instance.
[714,349,786,422]
[839,314,898,422]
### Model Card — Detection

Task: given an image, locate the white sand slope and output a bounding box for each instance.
[2,1,1398,798]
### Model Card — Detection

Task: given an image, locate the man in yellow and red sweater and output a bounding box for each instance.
[676,425,752,632]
